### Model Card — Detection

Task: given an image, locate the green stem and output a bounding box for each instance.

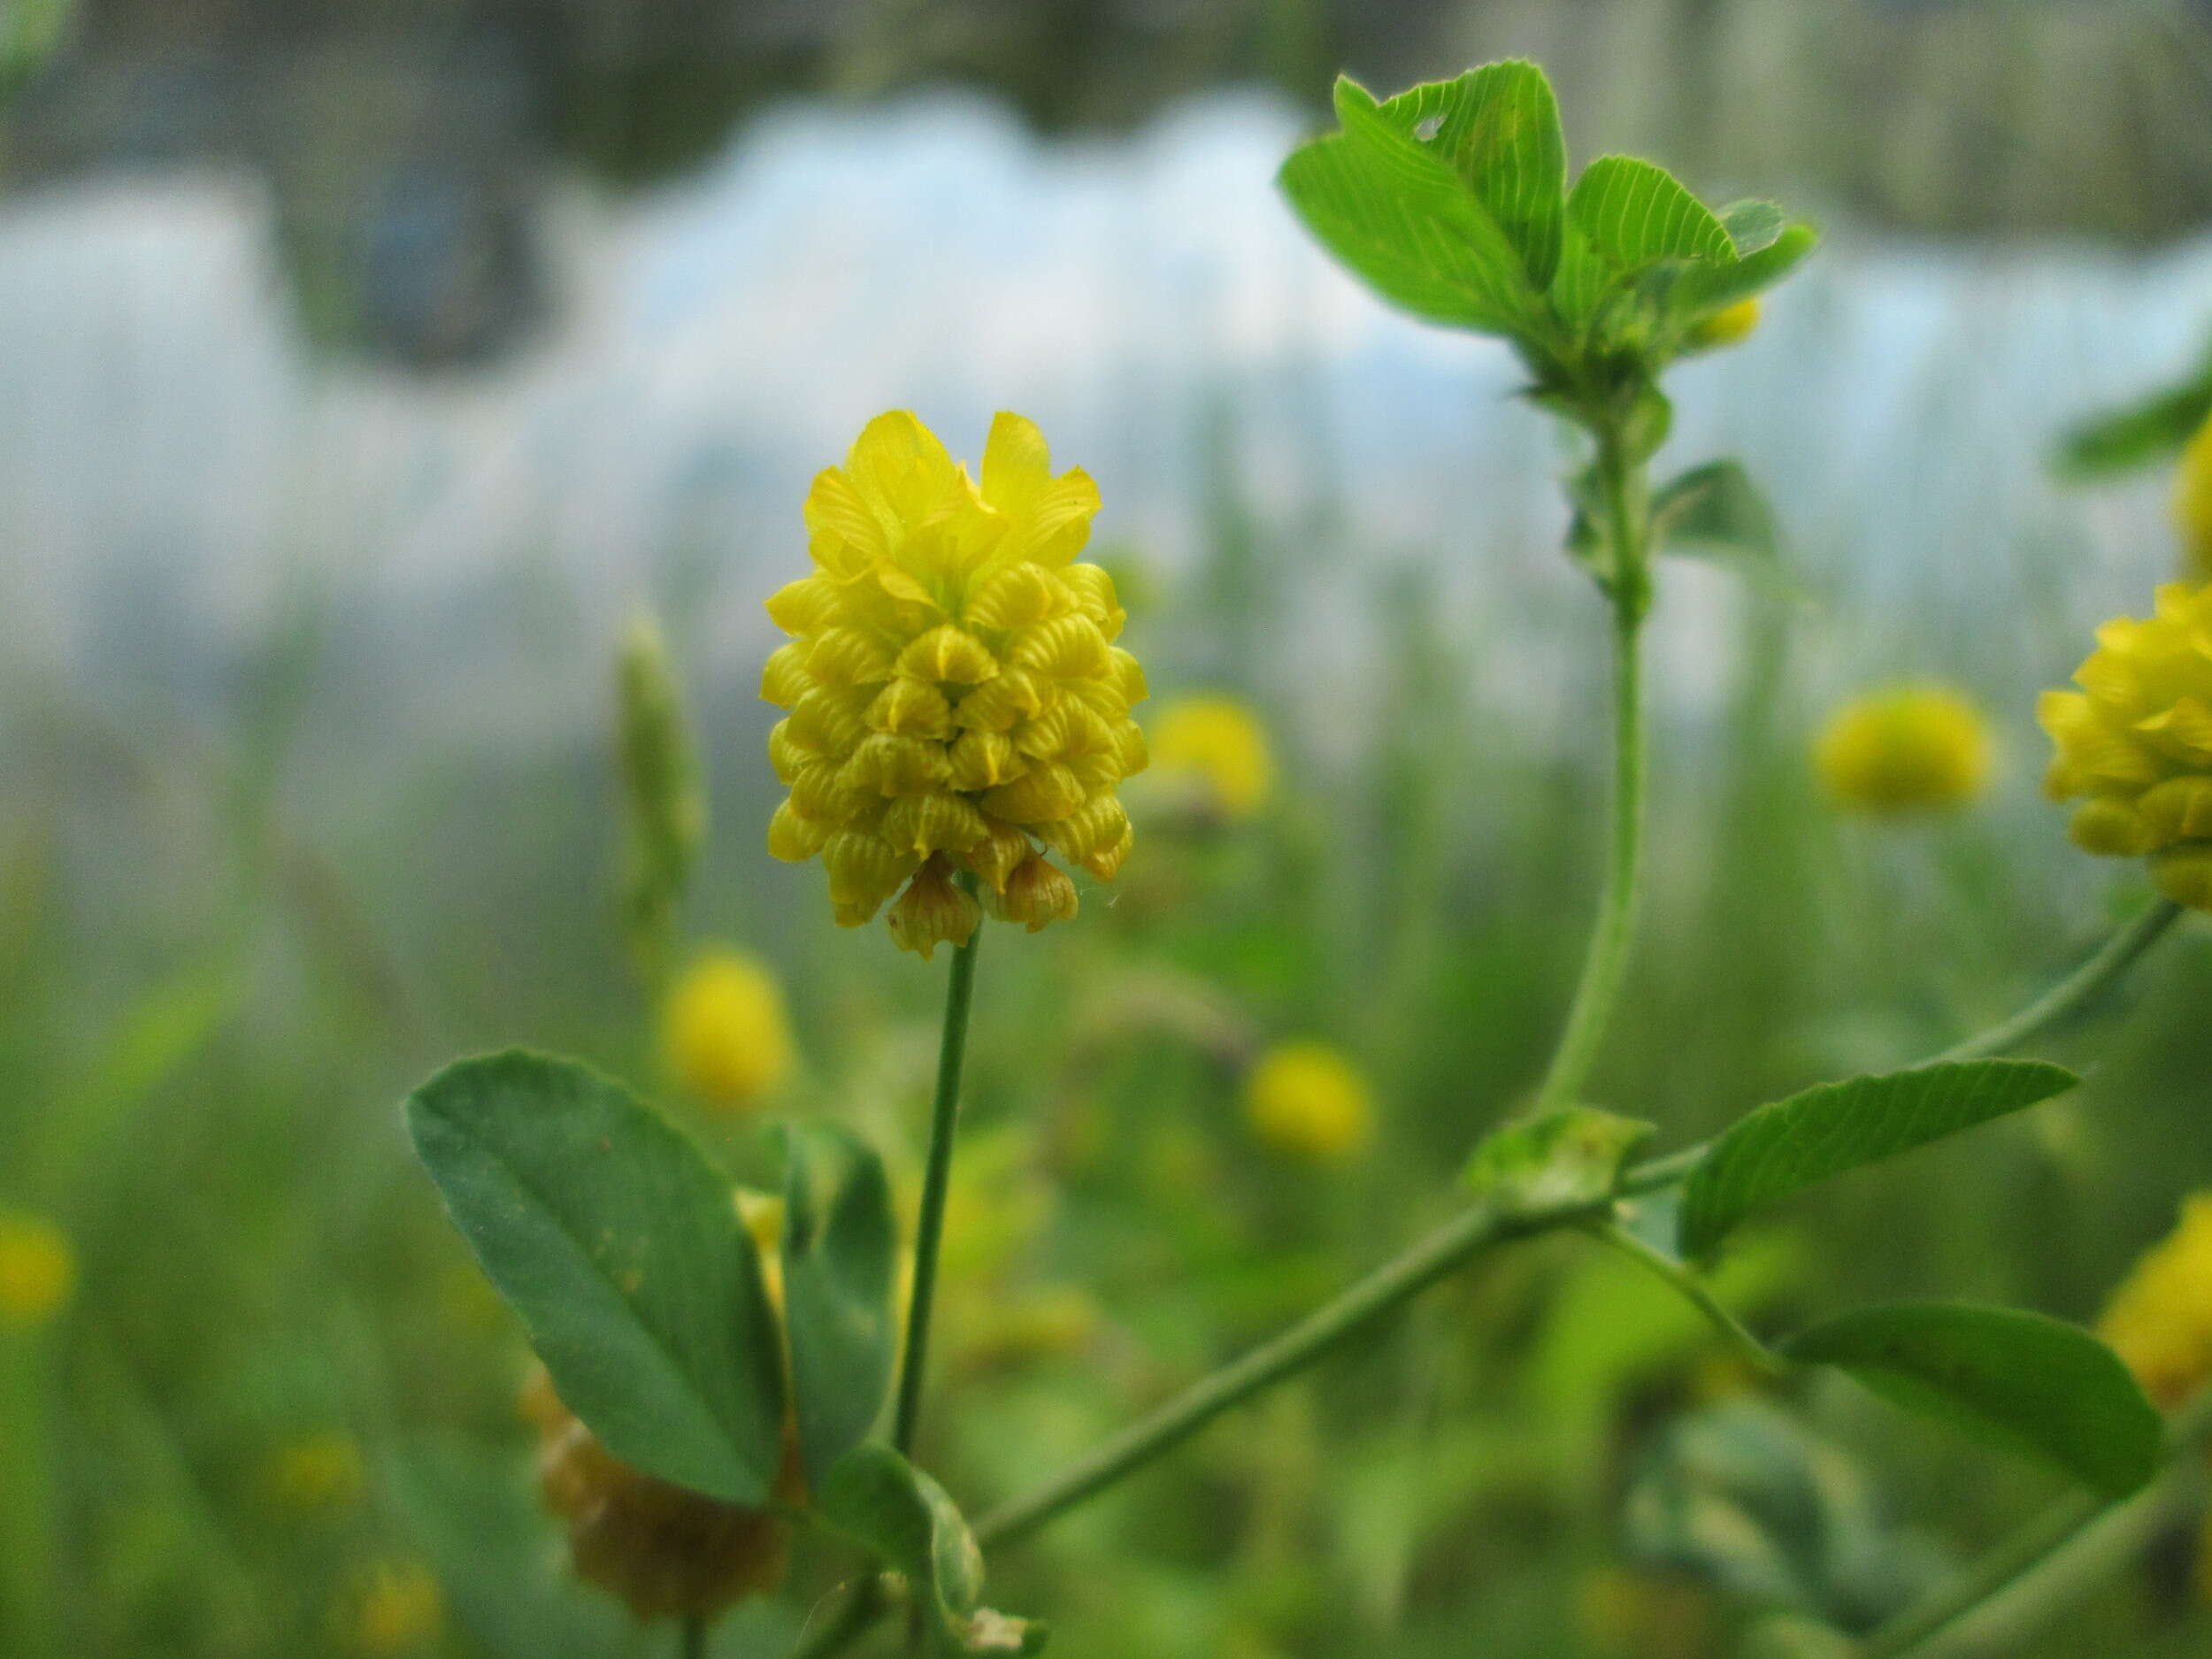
[1855,1383,2212,1659]
[1586,1221,1782,1375]
[975,1194,1602,1547]
[1536,426,1651,1112]
[680,1613,708,1659]
[892,889,984,1456]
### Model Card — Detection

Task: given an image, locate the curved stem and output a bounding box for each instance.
[1855,1382,2212,1659]
[975,1195,1603,1547]
[1586,1220,1782,1375]
[892,891,984,1456]
[1926,899,2184,1064]
[1535,604,1648,1110]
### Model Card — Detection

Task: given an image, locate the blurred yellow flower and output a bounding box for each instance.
[1814,685,1993,816]
[2173,412,2212,581]
[341,1561,443,1655]
[0,1213,75,1329]
[1149,694,1276,820]
[524,1370,796,1621]
[1244,1041,1375,1163]
[1689,296,1760,350]
[265,1431,366,1514]
[663,949,794,1111]
[763,411,1147,956]
[2099,1193,2212,1409]
[2040,582,2212,910]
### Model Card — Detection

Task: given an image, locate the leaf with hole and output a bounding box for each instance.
[1783,1303,2162,1499]
[404,1050,787,1503]
[1376,61,1567,288]
[780,1122,897,1487]
[1679,1060,2078,1261]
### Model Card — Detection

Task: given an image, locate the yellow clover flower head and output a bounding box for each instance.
[662,949,795,1111]
[2040,582,2212,910]
[0,1212,75,1329]
[1149,693,1276,820]
[1688,296,1760,350]
[2098,1193,2212,1409]
[1814,684,1993,817]
[2174,412,2212,582]
[1243,1041,1375,1163]
[763,411,1147,954]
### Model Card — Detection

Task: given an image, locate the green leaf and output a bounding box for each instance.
[2056,367,2212,479]
[1672,221,1818,318]
[1717,199,1786,257]
[815,1444,1048,1654]
[1679,1061,2078,1261]
[1653,459,1785,580]
[1377,61,1567,288]
[1783,1304,2162,1499]
[404,1050,787,1504]
[780,1123,897,1487]
[1568,156,1734,271]
[1276,76,1538,337]
[1464,1105,1655,1217]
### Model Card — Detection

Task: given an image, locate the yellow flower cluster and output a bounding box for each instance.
[2100,1193,2212,1409]
[1814,685,1992,817]
[0,1213,75,1329]
[2039,582,2212,910]
[2175,413,2212,582]
[662,949,795,1112]
[1149,694,1276,820]
[1243,1041,1375,1163]
[763,411,1147,957]
[524,1369,798,1621]
[1688,296,1761,350]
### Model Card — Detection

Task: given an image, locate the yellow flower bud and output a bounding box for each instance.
[2174,412,2212,581]
[1813,684,1993,816]
[0,1213,74,1329]
[987,853,1079,932]
[2099,1194,2212,1409]
[1148,694,1275,820]
[662,949,794,1112]
[1243,1041,1375,1163]
[337,1561,444,1655]
[885,856,982,962]
[264,1431,366,1514]
[763,412,1146,953]
[524,1371,798,1623]
[2041,582,2212,907]
[1687,296,1760,350]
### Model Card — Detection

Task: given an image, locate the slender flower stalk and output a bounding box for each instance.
[894,884,984,1455]
[680,1614,707,1659]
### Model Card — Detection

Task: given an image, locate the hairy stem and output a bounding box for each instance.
[892,891,984,1456]
[1536,426,1652,1111]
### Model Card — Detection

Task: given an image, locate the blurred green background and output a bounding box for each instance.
[5,1,2212,1655]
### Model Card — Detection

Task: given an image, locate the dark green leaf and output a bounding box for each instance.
[780,1123,897,1486]
[1276,76,1537,337]
[815,1444,1047,1654]
[1653,459,1784,578]
[404,1050,786,1503]
[1783,1304,2162,1499]
[1377,61,1567,288]
[1464,1105,1655,1217]
[1680,1062,2078,1260]
[2055,368,2212,478]
[1568,156,1733,270]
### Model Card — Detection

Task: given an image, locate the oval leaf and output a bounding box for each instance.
[1375,61,1567,288]
[1783,1303,2162,1499]
[816,1444,1047,1654]
[780,1122,897,1486]
[404,1050,787,1503]
[1679,1060,2079,1261]
[1568,155,1733,270]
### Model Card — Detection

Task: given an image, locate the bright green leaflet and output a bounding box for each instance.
[404,1050,787,1504]
[1678,1060,2079,1260]
[1783,1303,2162,1501]
[1374,61,1567,288]
[780,1122,898,1486]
